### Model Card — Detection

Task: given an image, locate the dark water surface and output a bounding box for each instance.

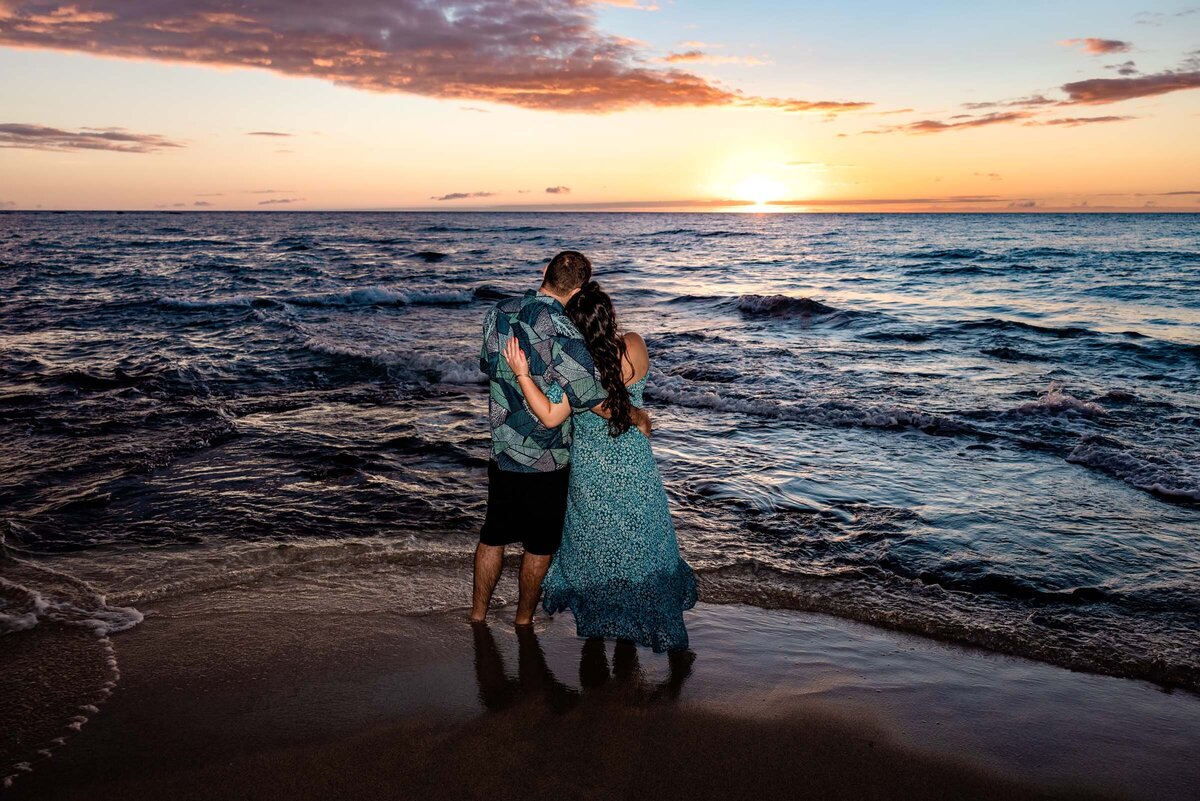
[1,211,1197,694]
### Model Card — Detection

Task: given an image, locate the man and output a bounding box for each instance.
[472,250,650,625]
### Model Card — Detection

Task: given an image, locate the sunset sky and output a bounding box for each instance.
[1,0,1198,212]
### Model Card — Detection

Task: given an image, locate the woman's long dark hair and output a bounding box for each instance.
[566,281,632,437]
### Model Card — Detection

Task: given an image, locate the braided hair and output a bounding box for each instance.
[566,281,632,437]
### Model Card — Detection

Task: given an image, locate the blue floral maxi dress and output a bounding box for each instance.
[541,375,697,652]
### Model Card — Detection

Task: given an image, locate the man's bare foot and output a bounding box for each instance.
[469,613,487,624]
[514,617,534,627]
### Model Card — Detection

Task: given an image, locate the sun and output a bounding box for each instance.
[732,175,787,207]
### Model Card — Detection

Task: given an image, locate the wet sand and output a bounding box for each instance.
[5,597,1199,801]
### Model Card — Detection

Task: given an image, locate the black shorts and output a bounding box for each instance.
[480,460,570,555]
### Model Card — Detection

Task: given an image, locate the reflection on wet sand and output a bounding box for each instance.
[471,623,695,712]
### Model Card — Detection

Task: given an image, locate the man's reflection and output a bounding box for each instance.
[472,622,580,713]
[471,623,695,713]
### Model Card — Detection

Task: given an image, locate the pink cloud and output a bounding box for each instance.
[0,1,868,114]
[545,186,570,194]
[0,122,182,152]
[1059,38,1133,55]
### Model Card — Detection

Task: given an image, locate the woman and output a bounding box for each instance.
[502,280,696,652]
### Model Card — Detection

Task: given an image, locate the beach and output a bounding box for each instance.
[2,211,1198,798]
[4,565,1200,800]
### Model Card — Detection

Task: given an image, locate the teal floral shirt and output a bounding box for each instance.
[479,291,608,472]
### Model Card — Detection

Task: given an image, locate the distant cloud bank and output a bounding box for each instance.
[432,191,497,201]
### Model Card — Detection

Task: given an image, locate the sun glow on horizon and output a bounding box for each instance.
[732,175,788,207]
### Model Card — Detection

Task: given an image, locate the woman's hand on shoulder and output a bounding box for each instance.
[503,336,530,377]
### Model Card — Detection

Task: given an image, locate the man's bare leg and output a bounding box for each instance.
[515,552,552,625]
[471,542,505,622]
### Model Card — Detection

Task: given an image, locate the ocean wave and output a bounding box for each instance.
[0,544,142,638]
[737,294,841,317]
[956,318,1096,338]
[1011,382,1106,417]
[157,286,475,311]
[300,335,485,384]
[410,251,450,262]
[287,287,474,307]
[982,346,1045,362]
[645,373,979,437]
[1067,436,1200,502]
[697,562,1199,690]
[900,247,986,260]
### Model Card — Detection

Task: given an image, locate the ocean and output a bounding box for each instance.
[1,211,1197,691]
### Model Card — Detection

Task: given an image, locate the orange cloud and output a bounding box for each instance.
[1033,115,1136,126]
[0,1,867,114]
[864,111,1033,135]
[662,50,765,66]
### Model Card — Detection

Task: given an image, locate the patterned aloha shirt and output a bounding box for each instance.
[479,290,607,472]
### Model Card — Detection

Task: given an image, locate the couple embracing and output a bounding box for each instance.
[471,250,697,653]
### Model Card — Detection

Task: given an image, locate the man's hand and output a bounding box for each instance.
[632,407,652,438]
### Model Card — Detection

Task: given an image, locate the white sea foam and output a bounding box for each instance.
[156,294,255,310]
[158,286,475,310]
[1067,437,1200,501]
[1013,381,1106,417]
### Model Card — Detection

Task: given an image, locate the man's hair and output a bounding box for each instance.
[542,251,592,294]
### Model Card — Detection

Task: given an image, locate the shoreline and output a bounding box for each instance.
[5,591,1199,801]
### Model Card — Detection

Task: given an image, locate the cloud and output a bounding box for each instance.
[0,200,15,208]
[258,197,305,205]
[0,1,867,114]
[962,95,1056,110]
[1060,38,1132,55]
[0,122,182,153]
[245,189,292,194]
[545,186,570,194]
[196,192,224,197]
[193,200,213,206]
[1159,190,1200,195]
[865,111,1032,135]
[459,106,489,113]
[974,172,1003,180]
[1033,115,1136,126]
[1136,8,1198,26]
[1059,69,1200,104]
[247,131,291,137]
[1007,200,1038,208]
[431,191,497,201]
[594,0,658,8]
[661,50,765,66]
[1106,60,1139,76]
